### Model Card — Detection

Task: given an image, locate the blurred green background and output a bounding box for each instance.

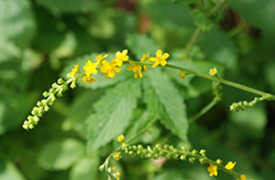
[0,0,275,179]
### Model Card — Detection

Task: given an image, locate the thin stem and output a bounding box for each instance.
[207,0,230,17]
[229,21,247,37]
[100,118,157,175]
[189,99,217,123]
[184,28,201,58]
[184,0,230,58]
[135,61,275,99]
[165,63,275,98]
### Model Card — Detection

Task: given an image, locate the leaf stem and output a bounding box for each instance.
[189,99,217,123]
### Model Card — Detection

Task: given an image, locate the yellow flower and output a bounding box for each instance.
[141,52,149,71]
[81,76,96,83]
[95,54,108,65]
[126,61,143,78]
[149,49,169,68]
[84,60,98,76]
[100,60,121,78]
[209,67,217,76]
[240,174,247,180]
[67,64,79,78]
[117,135,125,142]
[225,161,236,170]
[207,163,218,177]
[179,72,186,78]
[113,152,121,160]
[141,52,149,62]
[114,171,120,180]
[115,49,129,67]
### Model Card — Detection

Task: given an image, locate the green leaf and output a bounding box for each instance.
[62,90,104,138]
[0,0,35,48]
[35,0,99,15]
[145,0,193,28]
[69,154,99,180]
[87,79,141,151]
[199,27,238,69]
[0,40,20,63]
[0,156,25,180]
[62,53,131,90]
[193,10,213,32]
[126,111,157,140]
[231,0,275,33]
[144,70,188,142]
[126,33,160,59]
[38,138,85,170]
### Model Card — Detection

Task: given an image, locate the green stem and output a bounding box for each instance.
[165,63,275,98]
[207,0,230,17]
[189,99,217,123]
[229,21,247,37]
[184,28,201,58]
[135,61,275,99]
[184,0,230,58]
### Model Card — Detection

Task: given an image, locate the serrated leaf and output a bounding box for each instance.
[38,139,85,170]
[62,53,131,90]
[35,0,99,15]
[87,79,141,151]
[0,0,35,48]
[69,154,99,180]
[199,27,238,69]
[144,70,188,142]
[126,33,160,59]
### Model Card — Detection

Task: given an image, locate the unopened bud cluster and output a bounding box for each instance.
[121,143,208,164]
[230,94,273,112]
[22,78,74,130]
[212,81,222,102]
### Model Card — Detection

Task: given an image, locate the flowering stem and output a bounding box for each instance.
[99,118,157,177]
[193,155,240,178]
[166,63,275,99]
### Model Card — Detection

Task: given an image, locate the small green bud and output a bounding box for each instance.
[199,149,206,156]
[191,149,198,156]
[199,158,206,164]
[216,158,222,164]
[153,154,159,159]
[169,145,174,151]
[164,144,169,150]
[99,164,105,171]
[188,157,195,163]
[138,145,143,150]
[180,154,187,160]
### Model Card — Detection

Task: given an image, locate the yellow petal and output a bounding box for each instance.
[156,49,162,57]
[108,71,115,78]
[149,57,156,62]
[122,49,128,55]
[152,62,159,68]
[162,53,169,59]
[160,60,167,66]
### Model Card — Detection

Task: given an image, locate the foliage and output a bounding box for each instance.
[0,0,275,180]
